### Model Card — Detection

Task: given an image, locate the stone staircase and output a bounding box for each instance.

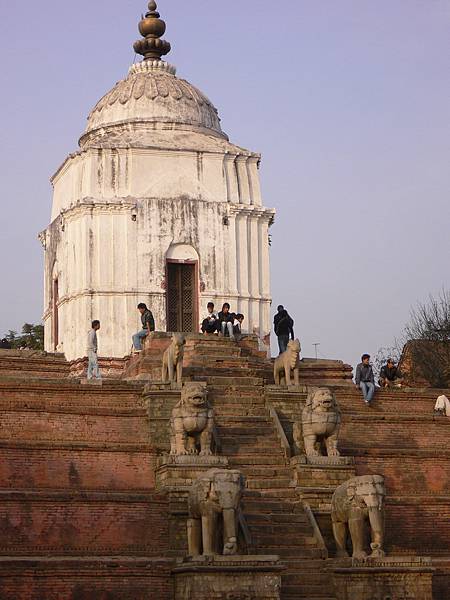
[198,375,334,599]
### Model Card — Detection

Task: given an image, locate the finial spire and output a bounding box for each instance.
[134,1,171,61]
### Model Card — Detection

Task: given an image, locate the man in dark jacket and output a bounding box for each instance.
[379,359,402,388]
[355,354,375,404]
[132,303,155,351]
[274,305,294,355]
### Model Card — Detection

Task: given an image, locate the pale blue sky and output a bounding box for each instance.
[0,1,448,367]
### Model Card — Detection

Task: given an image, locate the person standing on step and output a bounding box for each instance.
[355,353,375,405]
[87,320,101,380]
[218,303,235,340]
[132,303,155,351]
[274,305,294,355]
[201,302,219,334]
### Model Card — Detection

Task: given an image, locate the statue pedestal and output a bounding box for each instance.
[291,455,356,512]
[156,455,229,491]
[173,555,283,600]
[331,556,434,600]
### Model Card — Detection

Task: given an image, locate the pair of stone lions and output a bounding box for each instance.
[170,382,214,456]
[293,386,341,457]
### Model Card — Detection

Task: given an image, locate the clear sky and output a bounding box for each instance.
[0,1,448,368]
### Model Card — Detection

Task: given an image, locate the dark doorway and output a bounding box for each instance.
[166,262,197,332]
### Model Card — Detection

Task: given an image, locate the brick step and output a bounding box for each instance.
[194,376,265,386]
[244,488,298,499]
[0,448,155,491]
[220,441,282,452]
[229,466,290,478]
[245,513,309,525]
[210,398,267,408]
[0,412,148,445]
[246,478,292,490]
[229,456,287,466]
[282,591,335,600]
[253,533,318,546]
[256,546,324,558]
[0,493,168,556]
[213,406,267,416]
[0,556,172,600]
[185,346,243,357]
[242,500,297,513]
[217,425,276,436]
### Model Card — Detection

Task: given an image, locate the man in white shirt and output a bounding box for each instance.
[87,320,101,380]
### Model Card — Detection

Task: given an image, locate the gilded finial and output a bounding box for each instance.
[134,1,171,61]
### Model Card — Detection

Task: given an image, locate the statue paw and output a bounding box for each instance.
[352,551,368,560]
[328,449,341,457]
[223,541,238,555]
[370,545,385,558]
[306,450,320,457]
[200,449,213,456]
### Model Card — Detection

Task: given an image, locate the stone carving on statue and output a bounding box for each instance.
[331,474,386,560]
[293,387,341,457]
[170,383,215,456]
[273,339,301,386]
[162,333,185,383]
[188,468,245,556]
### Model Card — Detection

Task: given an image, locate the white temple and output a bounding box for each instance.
[41,2,275,360]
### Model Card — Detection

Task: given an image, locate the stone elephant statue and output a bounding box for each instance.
[187,469,245,556]
[331,474,386,559]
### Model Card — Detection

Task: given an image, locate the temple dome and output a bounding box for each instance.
[84,61,225,141]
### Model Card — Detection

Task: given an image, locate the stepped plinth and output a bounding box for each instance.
[173,555,284,600]
[331,556,434,600]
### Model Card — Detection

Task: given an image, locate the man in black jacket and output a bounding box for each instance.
[273,305,294,355]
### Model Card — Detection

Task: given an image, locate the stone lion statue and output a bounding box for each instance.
[162,333,185,384]
[170,382,215,456]
[293,386,341,457]
[273,339,301,386]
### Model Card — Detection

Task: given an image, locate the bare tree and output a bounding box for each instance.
[401,289,450,388]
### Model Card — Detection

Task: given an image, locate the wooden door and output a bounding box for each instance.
[167,262,197,332]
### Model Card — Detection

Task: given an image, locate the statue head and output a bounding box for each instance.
[307,387,337,413]
[180,382,208,409]
[346,475,386,510]
[172,333,186,347]
[287,339,301,355]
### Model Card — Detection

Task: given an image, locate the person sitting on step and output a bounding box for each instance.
[378,358,403,388]
[201,302,219,334]
[355,353,375,405]
[233,313,245,341]
[218,303,235,340]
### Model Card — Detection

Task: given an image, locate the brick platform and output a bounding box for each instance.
[0,338,448,599]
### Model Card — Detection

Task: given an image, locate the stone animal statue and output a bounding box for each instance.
[293,387,341,457]
[162,333,185,383]
[331,474,386,559]
[273,339,301,386]
[188,468,245,556]
[170,383,214,456]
